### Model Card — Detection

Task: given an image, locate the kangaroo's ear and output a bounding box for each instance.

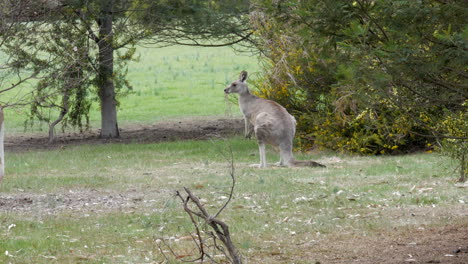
[239,71,248,82]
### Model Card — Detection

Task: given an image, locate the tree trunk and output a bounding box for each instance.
[48,111,66,144]
[97,0,119,138]
[0,107,4,181]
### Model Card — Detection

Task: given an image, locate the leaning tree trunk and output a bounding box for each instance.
[0,107,4,181]
[97,0,119,138]
[48,88,69,144]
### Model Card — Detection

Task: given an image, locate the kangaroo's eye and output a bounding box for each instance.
[233,84,237,87]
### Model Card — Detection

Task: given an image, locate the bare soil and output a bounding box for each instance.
[304,224,468,264]
[2,117,467,263]
[4,117,244,152]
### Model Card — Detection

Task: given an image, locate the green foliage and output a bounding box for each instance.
[437,109,468,181]
[251,0,467,164]
[134,0,251,44]
[1,1,139,133]
[26,21,94,131]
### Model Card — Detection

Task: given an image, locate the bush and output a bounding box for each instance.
[251,0,467,165]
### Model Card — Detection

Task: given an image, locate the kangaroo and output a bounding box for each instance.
[224,71,325,168]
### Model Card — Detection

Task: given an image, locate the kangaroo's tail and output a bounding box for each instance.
[291,159,326,168]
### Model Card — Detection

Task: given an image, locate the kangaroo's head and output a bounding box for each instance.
[224,71,249,95]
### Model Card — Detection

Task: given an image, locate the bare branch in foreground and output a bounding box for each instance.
[157,144,243,264]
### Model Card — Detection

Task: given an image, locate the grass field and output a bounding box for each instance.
[3,45,260,133]
[1,45,467,263]
[0,138,466,263]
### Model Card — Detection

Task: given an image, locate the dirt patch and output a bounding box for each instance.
[5,117,244,152]
[0,188,172,216]
[298,224,468,264]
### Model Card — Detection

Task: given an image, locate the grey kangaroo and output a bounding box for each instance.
[224,71,325,168]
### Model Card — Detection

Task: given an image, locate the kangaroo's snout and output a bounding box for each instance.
[224,88,230,94]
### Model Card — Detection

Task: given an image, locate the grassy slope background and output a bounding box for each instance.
[4,45,260,132]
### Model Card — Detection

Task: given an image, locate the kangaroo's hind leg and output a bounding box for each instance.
[249,142,267,168]
[250,115,270,168]
[279,142,295,167]
[274,145,286,167]
[258,142,267,168]
[274,155,284,167]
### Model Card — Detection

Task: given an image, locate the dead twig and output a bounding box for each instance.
[158,143,243,264]
[176,187,242,264]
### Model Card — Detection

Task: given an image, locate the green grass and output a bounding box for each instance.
[3,45,259,133]
[1,139,256,192]
[0,138,465,263]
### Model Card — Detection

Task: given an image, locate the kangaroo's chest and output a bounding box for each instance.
[238,97,255,117]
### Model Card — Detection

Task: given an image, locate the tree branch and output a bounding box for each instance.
[159,143,243,263]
